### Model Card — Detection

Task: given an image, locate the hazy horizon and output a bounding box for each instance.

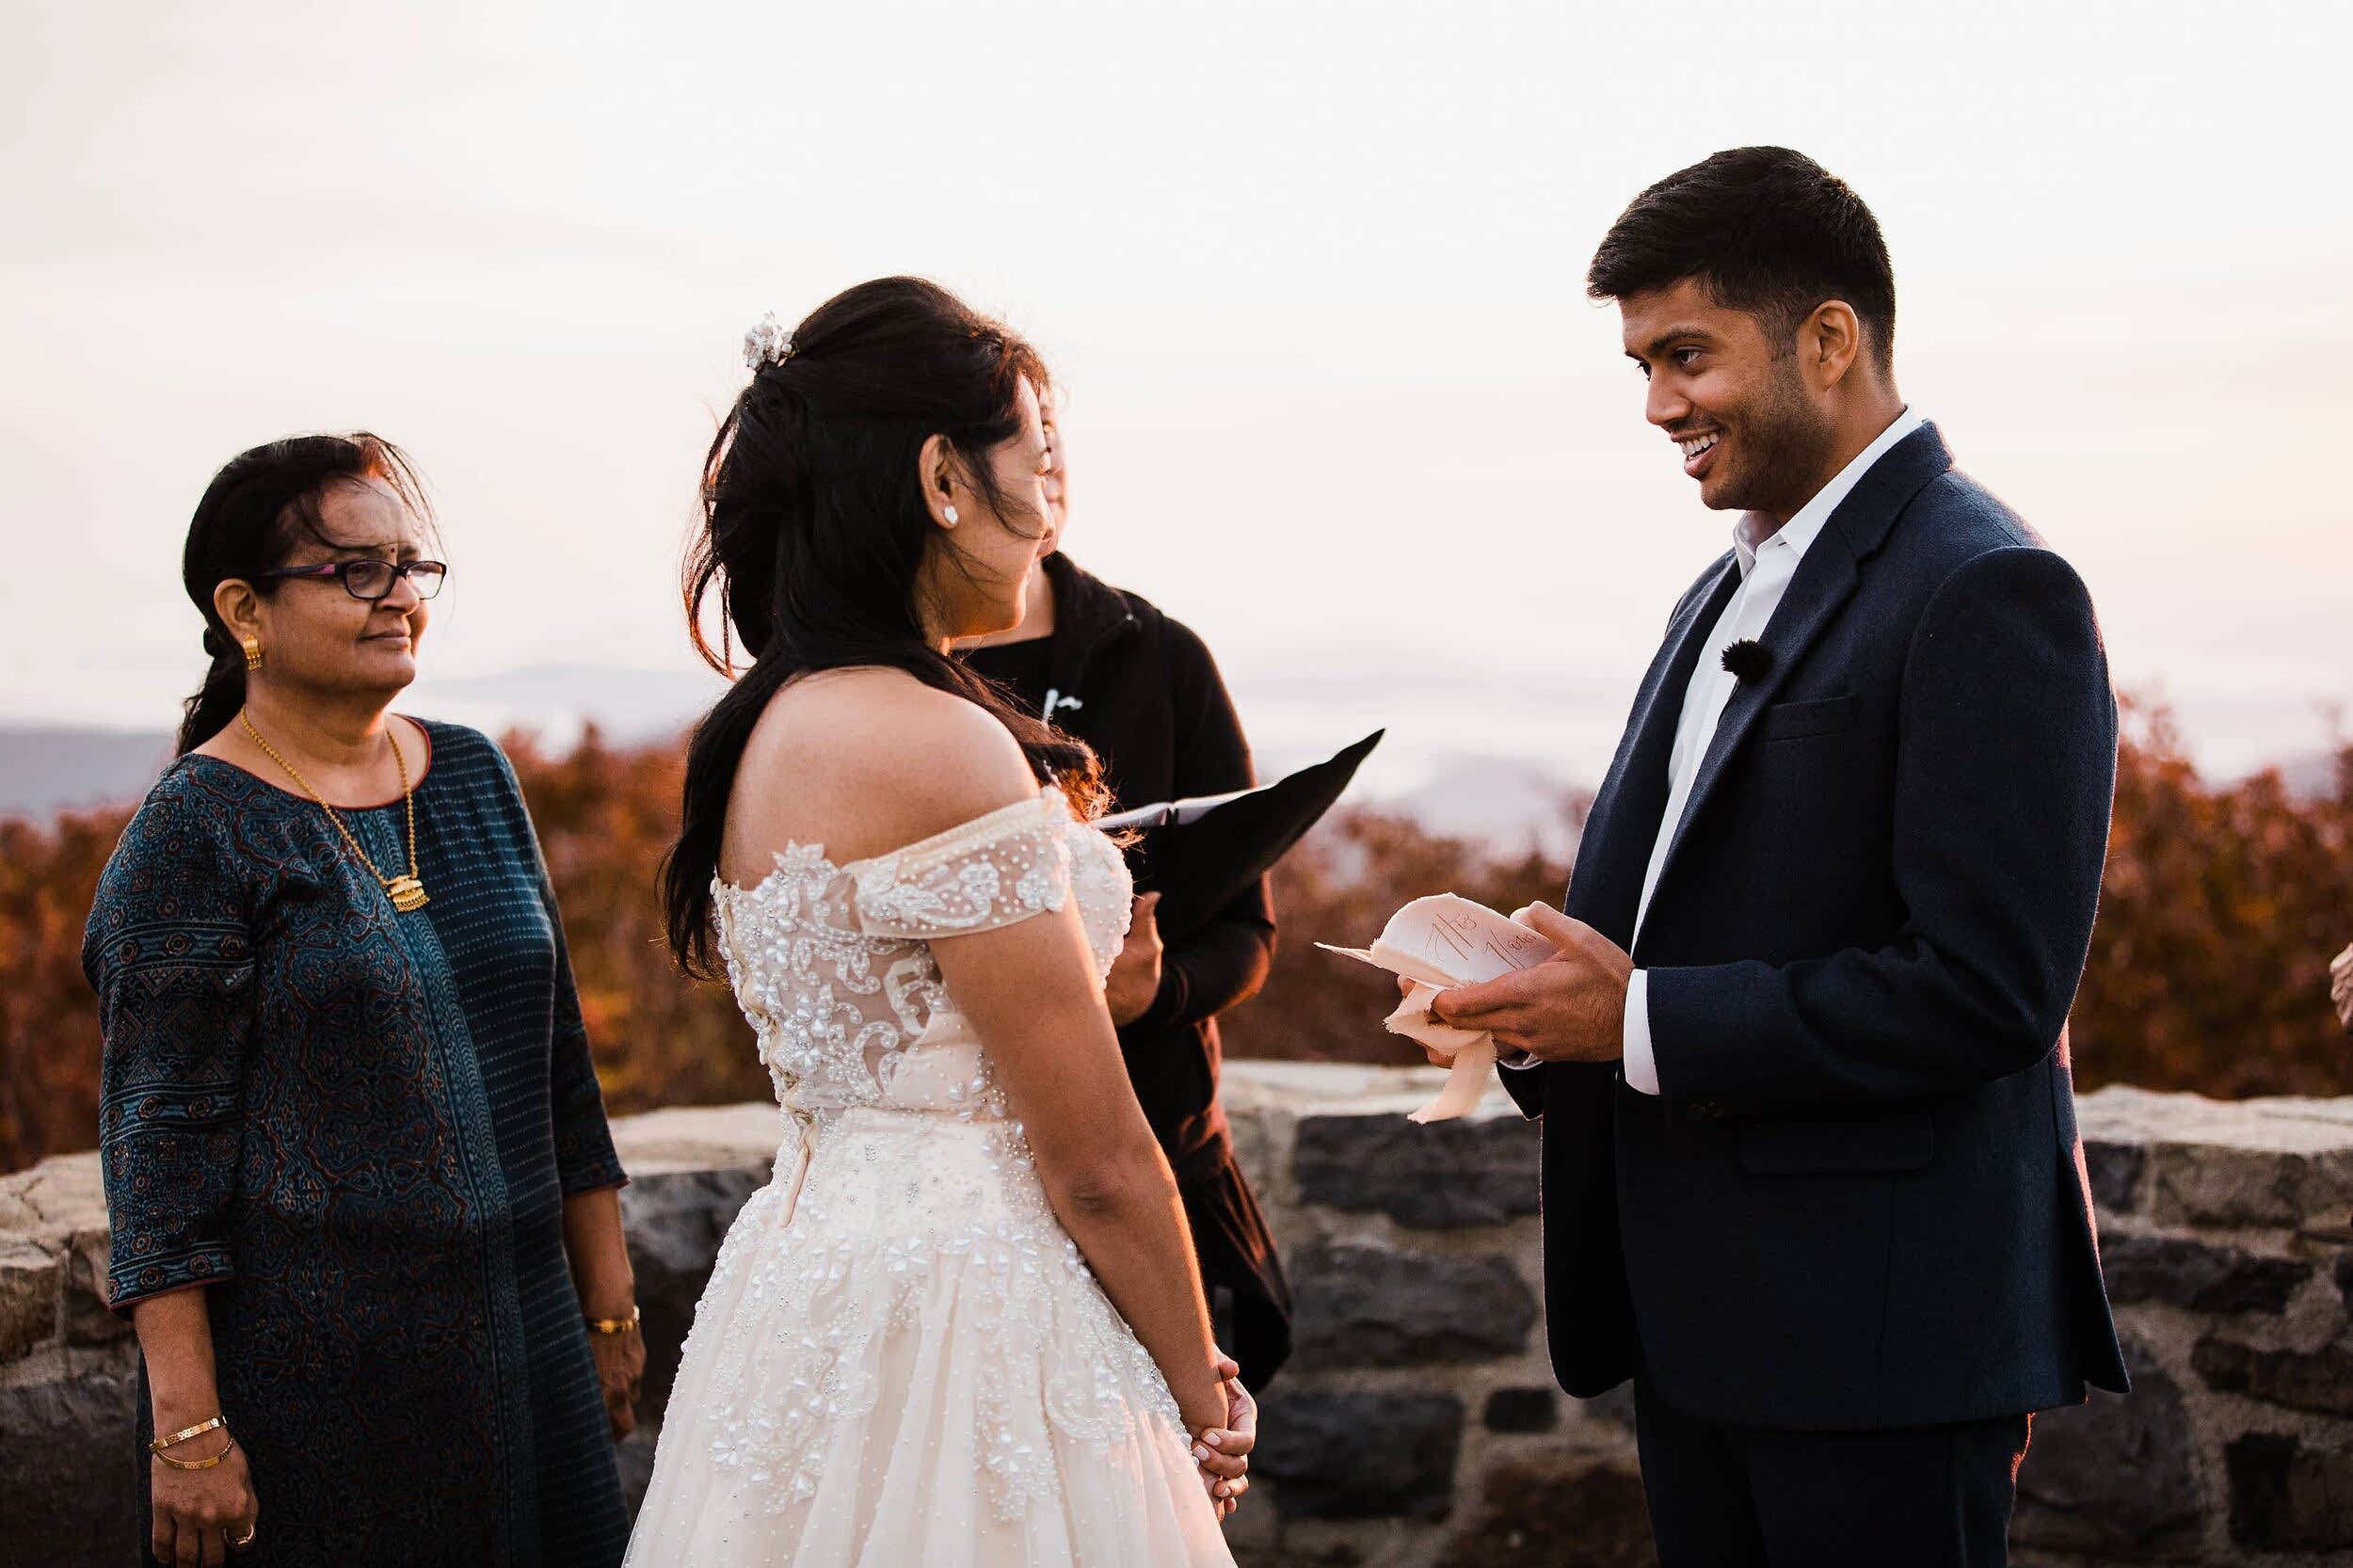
[6,2,2347,783]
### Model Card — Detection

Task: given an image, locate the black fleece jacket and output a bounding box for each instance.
[963,553,1275,1181]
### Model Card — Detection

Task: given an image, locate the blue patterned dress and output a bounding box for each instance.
[84,719,631,1568]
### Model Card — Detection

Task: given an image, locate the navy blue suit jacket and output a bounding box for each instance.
[1505,423,2129,1430]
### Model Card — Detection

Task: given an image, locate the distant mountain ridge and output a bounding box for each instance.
[0,717,1591,849]
[0,728,176,820]
[3,657,2338,832]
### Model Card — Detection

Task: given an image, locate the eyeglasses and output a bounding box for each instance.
[258,559,449,601]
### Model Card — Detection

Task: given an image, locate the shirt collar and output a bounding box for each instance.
[1731,406,1926,573]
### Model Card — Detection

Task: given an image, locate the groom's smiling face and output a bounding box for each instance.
[1619,278,1833,522]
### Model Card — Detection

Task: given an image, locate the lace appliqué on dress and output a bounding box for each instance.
[851,797,1076,941]
[680,1122,1185,1525]
[709,792,1129,1132]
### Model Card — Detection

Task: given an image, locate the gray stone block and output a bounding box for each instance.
[1291,1244,1536,1369]
[619,1165,768,1426]
[0,1371,141,1560]
[1437,1451,1657,1568]
[1294,1114,1539,1228]
[1217,1464,1283,1560]
[0,1183,39,1235]
[2012,1337,2201,1560]
[2148,1142,2353,1230]
[2194,1336,2353,1418]
[63,1234,128,1346]
[615,1421,661,1516]
[2228,1432,2353,1550]
[2084,1139,2144,1214]
[2100,1232,2312,1314]
[0,1239,59,1360]
[1482,1386,1560,1432]
[619,1164,770,1277]
[1254,1391,1464,1519]
[1580,1382,1637,1431]
[1233,1534,1370,1568]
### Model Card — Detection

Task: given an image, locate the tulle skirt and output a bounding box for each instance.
[624,1108,1234,1568]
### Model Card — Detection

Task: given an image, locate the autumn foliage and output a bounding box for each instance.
[4,705,2348,1173]
[2070,704,2353,1097]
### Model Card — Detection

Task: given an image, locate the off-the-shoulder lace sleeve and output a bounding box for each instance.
[851,794,1075,940]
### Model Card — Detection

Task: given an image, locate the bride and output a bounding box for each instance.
[626,278,1251,1566]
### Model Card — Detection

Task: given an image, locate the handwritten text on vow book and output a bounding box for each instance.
[1317,895,1557,1122]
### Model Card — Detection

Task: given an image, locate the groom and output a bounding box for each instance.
[1433,148,2129,1566]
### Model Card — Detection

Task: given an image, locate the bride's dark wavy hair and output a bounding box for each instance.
[663,276,1102,978]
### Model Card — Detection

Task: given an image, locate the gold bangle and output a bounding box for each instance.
[152,1433,235,1471]
[585,1305,640,1336]
[151,1416,227,1453]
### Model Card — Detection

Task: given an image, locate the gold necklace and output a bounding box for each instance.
[240,712,430,911]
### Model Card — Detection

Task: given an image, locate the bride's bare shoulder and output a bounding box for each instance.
[728,667,1041,872]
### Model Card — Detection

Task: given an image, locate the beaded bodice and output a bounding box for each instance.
[712,792,1133,1128]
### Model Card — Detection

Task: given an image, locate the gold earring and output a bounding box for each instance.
[243,637,263,671]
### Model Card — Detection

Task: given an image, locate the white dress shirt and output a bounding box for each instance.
[1617,407,1925,1095]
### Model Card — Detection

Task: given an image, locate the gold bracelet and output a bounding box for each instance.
[152,1433,235,1471]
[585,1305,640,1336]
[150,1416,227,1453]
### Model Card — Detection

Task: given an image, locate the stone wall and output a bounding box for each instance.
[5,1065,2352,1564]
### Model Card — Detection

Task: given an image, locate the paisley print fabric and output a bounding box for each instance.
[85,720,629,1568]
[624,792,1235,1567]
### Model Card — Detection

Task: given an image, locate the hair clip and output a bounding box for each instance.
[1721,638,1773,683]
[743,312,795,370]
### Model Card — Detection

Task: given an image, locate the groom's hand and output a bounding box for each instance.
[1428,904,1631,1064]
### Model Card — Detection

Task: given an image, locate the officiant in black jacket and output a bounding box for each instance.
[956,408,1292,1389]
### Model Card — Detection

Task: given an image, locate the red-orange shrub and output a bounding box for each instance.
[4,703,2345,1174]
[2070,703,2353,1096]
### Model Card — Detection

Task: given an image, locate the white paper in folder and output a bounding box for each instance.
[1316,894,1559,1123]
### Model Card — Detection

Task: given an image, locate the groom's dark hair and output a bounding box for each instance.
[1588,147,1897,370]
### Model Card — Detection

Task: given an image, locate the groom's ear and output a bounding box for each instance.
[1801,299,1866,392]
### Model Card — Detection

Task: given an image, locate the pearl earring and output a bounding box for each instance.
[943,504,960,526]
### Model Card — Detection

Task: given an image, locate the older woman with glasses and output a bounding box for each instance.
[84,434,639,1568]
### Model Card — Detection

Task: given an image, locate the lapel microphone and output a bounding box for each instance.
[1721,638,1773,684]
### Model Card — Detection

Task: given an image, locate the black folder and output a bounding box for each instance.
[1096,730,1384,942]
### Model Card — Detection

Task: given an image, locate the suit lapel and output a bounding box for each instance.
[1647,541,1861,910]
[1642,424,1957,926]
[1569,558,1739,942]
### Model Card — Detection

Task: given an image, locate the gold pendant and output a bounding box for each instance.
[386,874,430,913]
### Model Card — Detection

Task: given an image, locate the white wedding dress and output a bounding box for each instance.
[624,791,1236,1567]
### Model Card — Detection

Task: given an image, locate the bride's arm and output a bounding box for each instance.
[744,679,1229,1441]
[889,728,1226,1444]
[936,899,1228,1439]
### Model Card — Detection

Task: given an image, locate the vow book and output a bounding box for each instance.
[1318,894,1557,1122]
[1095,730,1383,943]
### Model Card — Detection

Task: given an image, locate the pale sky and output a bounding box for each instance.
[4,0,2347,789]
